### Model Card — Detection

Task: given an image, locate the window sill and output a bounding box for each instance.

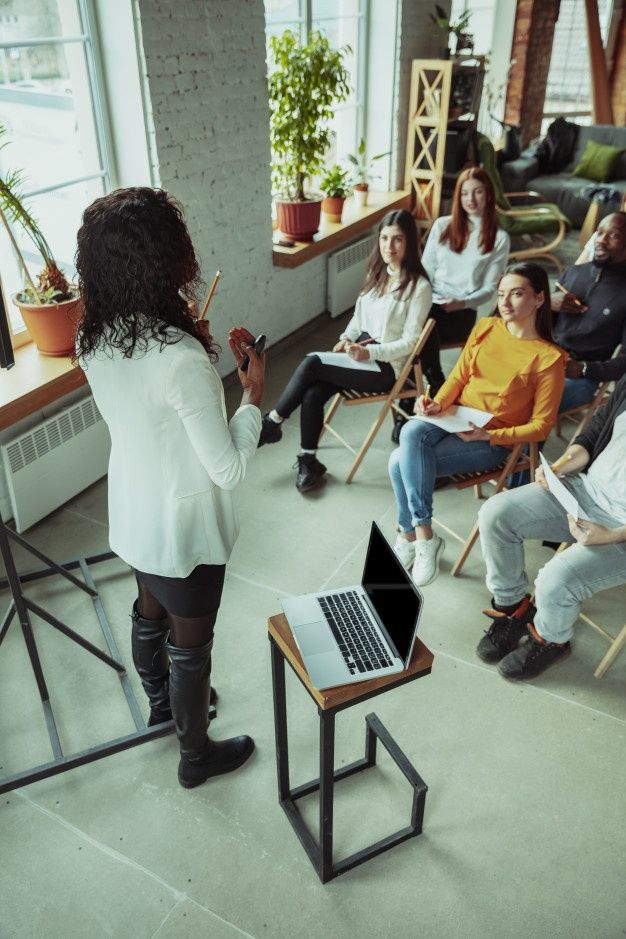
[272,190,412,269]
[0,342,86,431]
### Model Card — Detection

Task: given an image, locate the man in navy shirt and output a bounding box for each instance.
[552,212,626,413]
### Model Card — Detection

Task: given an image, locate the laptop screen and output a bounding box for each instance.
[362,523,422,665]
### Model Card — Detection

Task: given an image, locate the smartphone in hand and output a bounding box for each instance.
[240,334,266,372]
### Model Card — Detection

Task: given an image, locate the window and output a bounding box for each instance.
[264,0,367,176]
[0,0,112,344]
[542,0,614,135]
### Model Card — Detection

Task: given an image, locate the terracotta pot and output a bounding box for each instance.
[276,198,322,241]
[321,195,345,223]
[353,184,368,209]
[13,293,83,356]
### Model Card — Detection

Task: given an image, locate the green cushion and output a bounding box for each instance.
[496,203,571,236]
[571,139,624,183]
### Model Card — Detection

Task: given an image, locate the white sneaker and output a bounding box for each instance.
[411,534,446,587]
[393,535,416,570]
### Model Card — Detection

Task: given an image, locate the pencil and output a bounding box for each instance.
[357,338,376,346]
[555,281,583,308]
[551,453,572,473]
[423,382,431,405]
[199,270,221,320]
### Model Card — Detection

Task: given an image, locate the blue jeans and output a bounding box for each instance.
[559,377,599,414]
[388,419,509,530]
[479,482,626,643]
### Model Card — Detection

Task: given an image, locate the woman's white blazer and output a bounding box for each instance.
[82,331,261,577]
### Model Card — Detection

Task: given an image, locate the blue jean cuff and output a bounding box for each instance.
[412,516,432,528]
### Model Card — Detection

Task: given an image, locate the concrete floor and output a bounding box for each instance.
[2,272,626,937]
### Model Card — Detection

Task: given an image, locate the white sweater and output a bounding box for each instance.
[339,277,432,376]
[421,216,510,308]
[81,330,261,576]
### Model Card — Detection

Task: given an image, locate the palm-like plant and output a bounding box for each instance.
[0,123,72,304]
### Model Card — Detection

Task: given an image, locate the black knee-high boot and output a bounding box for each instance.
[168,640,254,789]
[131,601,171,725]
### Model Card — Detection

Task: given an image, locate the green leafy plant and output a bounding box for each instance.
[319,164,350,198]
[346,138,389,187]
[0,122,73,305]
[268,29,352,202]
[429,4,472,48]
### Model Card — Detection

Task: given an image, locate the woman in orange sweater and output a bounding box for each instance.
[389,262,566,587]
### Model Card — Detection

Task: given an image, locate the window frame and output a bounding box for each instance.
[0,0,116,349]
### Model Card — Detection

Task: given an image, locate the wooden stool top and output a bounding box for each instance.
[268,613,433,711]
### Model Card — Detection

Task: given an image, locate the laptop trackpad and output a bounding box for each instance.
[295,621,337,656]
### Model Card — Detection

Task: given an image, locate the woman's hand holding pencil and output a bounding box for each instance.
[415,384,442,417]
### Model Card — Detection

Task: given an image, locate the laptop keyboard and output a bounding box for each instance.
[318,591,394,675]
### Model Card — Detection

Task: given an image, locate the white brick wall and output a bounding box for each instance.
[135,0,326,377]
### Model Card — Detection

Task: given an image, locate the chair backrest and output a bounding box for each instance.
[475,132,513,213]
[391,317,436,398]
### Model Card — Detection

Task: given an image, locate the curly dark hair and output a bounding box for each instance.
[74,187,218,361]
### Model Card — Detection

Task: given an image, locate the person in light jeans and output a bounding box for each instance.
[389,262,565,587]
[476,374,626,680]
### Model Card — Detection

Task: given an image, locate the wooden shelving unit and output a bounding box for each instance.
[404,57,485,238]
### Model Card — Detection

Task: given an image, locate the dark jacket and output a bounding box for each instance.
[575,374,626,467]
[556,261,626,382]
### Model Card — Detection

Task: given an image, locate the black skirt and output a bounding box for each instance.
[134,563,226,617]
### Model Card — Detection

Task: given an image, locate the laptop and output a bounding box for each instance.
[281,522,423,690]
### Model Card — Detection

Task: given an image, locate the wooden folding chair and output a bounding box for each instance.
[544,544,626,678]
[434,442,539,576]
[320,318,435,484]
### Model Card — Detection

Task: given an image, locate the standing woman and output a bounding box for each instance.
[75,188,264,789]
[419,167,510,395]
[258,208,432,491]
[389,263,566,587]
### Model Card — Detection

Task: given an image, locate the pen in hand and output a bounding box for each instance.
[423,382,432,406]
[551,453,572,473]
[555,281,583,308]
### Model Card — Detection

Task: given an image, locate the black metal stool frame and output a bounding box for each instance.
[0,521,175,794]
[270,636,429,884]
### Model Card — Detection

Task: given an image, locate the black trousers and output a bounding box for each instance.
[418,303,476,394]
[274,353,396,449]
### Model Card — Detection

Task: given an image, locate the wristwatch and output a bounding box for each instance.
[581,361,589,377]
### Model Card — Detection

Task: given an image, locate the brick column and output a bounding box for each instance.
[610,6,626,124]
[504,0,562,148]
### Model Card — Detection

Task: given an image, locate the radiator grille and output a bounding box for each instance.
[327,234,377,318]
[2,395,110,531]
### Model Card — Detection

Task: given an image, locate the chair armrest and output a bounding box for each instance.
[506,190,544,202]
[498,205,558,217]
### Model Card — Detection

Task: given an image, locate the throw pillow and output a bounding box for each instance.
[571,139,624,182]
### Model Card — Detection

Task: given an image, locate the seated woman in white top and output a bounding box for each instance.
[76,187,265,790]
[419,167,510,395]
[257,208,432,492]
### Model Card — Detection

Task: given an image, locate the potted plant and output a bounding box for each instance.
[319,164,350,223]
[268,29,351,241]
[0,125,81,356]
[346,137,389,208]
[429,4,473,58]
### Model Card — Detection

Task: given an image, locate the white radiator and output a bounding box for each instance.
[327,234,376,317]
[1,395,111,532]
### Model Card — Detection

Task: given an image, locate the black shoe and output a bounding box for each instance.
[295,453,327,492]
[391,415,407,444]
[258,413,283,447]
[148,686,218,727]
[178,735,255,789]
[497,627,571,680]
[476,595,535,663]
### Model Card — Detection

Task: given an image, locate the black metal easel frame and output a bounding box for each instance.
[270,638,429,884]
[0,521,174,794]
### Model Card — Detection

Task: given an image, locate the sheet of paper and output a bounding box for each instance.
[539,453,590,520]
[307,351,381,372]
[410,405,493,433]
